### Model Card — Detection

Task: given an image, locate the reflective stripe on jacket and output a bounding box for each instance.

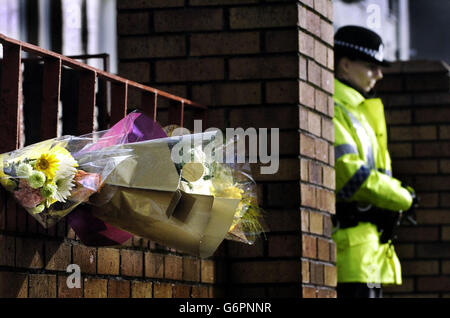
[332,79,412,285]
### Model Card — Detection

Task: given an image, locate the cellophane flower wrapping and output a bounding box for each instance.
[0,133,133,228]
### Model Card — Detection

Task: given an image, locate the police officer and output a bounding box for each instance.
[332,26,415,298]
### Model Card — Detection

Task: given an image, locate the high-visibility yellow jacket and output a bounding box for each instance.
[332,79,413,285]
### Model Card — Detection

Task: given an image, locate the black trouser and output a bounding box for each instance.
[337,283,383,298]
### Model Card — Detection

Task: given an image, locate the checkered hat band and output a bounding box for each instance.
[335,40,383,62]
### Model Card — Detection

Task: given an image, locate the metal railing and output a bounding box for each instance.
[0,33,207,153]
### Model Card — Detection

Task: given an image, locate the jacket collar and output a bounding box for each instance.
[334,79,366,108]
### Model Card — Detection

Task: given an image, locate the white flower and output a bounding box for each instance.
[16,163,33,178]
[54,176,75,202]
[54,152,77,179]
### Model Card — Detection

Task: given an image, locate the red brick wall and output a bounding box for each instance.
[116,0,336,298]
[378,60,450,297]
[0,200,216,298]
[298,0,336,298]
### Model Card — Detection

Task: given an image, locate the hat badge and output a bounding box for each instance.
[374,44,384,62]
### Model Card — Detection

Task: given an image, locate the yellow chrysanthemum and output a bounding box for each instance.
[35,153,60,180]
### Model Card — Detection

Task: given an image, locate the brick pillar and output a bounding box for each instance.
[298,0,336,298]
[377,60,450,297]
[117,0,336,298]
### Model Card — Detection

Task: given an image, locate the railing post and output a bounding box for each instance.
[77,70,97,135]
[41,57,63,237]
[41,57,62,139]
[110,82,128,125]
[97,54,110,130]
[0,43,22,153]
[168,100,184,128]
[142,91,158,121]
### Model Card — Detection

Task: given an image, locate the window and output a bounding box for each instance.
[0,0,117,72]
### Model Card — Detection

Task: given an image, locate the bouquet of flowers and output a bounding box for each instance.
[0,135,132,228]
[0,110,266,257]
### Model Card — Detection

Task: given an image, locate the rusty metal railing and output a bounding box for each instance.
[0,33,207,154]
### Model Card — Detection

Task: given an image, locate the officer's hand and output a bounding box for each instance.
[402,184,419,225]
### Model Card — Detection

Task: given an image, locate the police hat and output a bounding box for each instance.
[334,25,392,67]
